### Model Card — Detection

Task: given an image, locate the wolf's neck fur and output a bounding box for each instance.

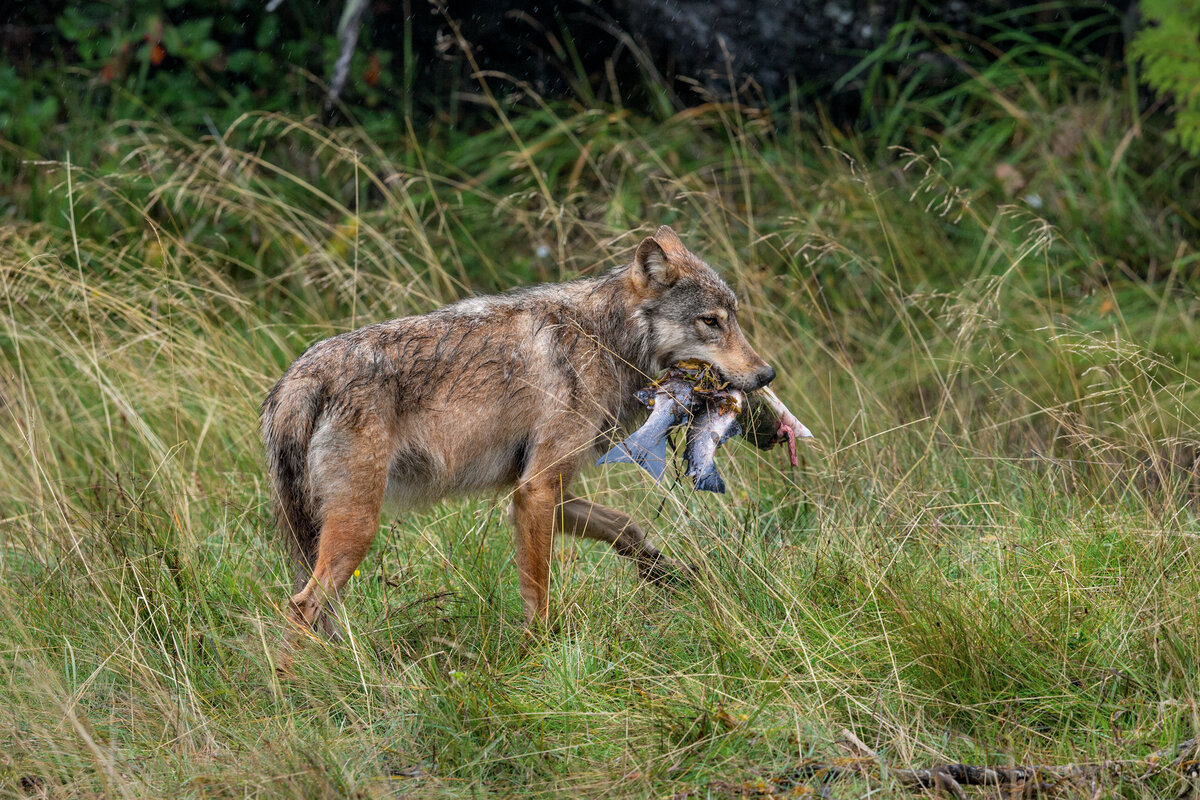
[577,267,657,378]
[548,268,658,429]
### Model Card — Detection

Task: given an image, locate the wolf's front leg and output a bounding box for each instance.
[556,493,688,583]
[511,473,564,625]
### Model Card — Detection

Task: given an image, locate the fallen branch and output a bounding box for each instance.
[785,732,1200,794]
[326,0,370,110]
[681,734,1199,798]
[263,0,367,111]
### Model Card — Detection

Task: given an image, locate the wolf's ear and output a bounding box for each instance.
[631,236,677,293]
[653,225,687,254]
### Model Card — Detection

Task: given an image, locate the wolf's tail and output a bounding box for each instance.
[260,375,326,578]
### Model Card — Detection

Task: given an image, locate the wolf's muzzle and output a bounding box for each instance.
[749,365,776,391]
[727,364,775,392]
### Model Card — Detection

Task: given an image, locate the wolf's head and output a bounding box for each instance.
[627,226,775,392]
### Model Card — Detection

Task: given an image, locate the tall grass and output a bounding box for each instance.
[1,63,1198,797]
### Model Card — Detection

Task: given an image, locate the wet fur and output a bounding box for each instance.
[261,226,773,633]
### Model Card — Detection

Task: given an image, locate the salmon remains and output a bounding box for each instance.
[596,361,813,493]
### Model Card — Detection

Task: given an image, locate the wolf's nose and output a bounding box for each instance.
[751,365,776,390]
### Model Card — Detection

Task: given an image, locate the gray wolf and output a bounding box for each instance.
[261,225,775,634]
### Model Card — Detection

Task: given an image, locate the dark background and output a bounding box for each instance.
[0,1,1136,133]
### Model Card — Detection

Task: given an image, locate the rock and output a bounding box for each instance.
[364,0,1136,110]
[609,0,1133,100]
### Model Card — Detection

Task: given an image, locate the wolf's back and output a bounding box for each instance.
[260,372,327,569]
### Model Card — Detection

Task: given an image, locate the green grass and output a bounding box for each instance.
[1,65,1199,798]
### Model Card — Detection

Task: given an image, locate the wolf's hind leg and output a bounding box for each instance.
[287,463,385,635]
[292,566,348,641]
[556,493,687,583]
[290,538,350,639]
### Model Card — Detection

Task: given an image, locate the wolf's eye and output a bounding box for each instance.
[700,316,720,328]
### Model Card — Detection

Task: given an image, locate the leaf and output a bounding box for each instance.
[256,15,279,50]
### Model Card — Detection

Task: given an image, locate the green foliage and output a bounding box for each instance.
[2,1,394,152]
[0,64,59,147]
[1130,0,1200,155]
[847,3,1125,149]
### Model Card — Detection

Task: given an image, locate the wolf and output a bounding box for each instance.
[261,225,778,634]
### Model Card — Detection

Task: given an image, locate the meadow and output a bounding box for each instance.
[1,41,1199,798]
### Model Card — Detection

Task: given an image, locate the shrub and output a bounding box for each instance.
[1130,0,1200,155]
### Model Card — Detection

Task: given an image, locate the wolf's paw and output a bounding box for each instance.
[316,611,346,644]
[273,647,296,677]
[638,554,696,586]
[519,618,562,651]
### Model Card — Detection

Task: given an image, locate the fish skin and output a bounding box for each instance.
[684,391,744,494]
[595,376,694,480]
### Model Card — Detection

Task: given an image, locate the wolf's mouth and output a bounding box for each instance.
[718,364,775,392]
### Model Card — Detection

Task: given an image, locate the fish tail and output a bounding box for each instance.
[691,466,726,494]
[596,429,672,481]
[623,427,671,481]
[596,444,637,466]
